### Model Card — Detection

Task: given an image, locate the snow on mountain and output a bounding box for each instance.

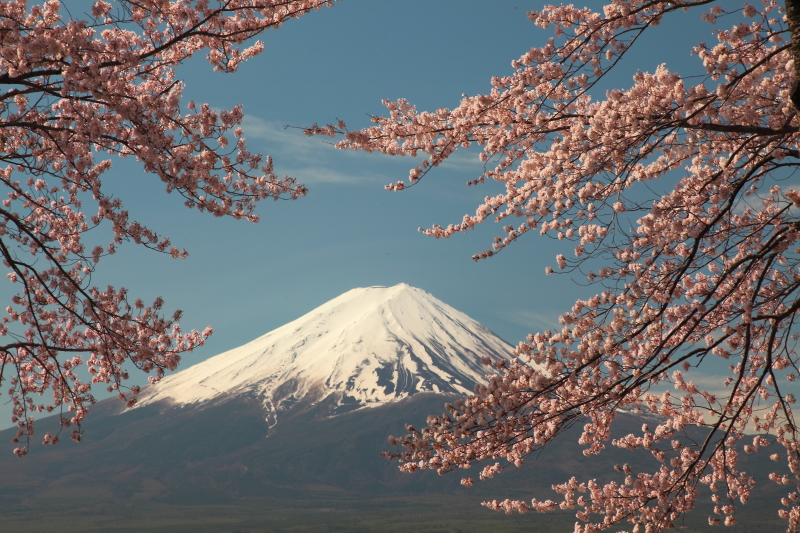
[133,284,515,423]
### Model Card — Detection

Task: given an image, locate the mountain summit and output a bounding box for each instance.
[134,284,513,424]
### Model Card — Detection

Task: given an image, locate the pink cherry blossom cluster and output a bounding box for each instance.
[1,0,330,456]
[313,1,800,531]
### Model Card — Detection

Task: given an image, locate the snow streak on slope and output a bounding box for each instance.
[133,284,514,422]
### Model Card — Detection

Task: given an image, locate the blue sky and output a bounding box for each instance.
[100,1,579,359]
[2,1,743,426]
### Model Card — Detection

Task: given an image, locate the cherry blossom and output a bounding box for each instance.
[1,0,329,456]
[311,1,800,531]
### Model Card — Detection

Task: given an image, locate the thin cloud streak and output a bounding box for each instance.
[241,116,389,184]
[281,165,387,185]
[500,309,563,334]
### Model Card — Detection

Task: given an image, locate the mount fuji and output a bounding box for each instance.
[0,284,781,532]
[133,283,514,424]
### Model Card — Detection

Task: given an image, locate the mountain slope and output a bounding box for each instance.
[134,284,514,423]
[0,395,783,533]
[0,284,786,532]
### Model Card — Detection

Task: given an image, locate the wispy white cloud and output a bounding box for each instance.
[500,309,562,333]
[241,116,320,153]
[437,149,485,173]
[280,164,385,185]
[240,116,389,185]
[239,115,520,190]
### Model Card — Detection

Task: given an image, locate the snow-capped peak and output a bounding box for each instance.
[133,284,514,423]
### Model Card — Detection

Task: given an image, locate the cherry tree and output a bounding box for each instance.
[0,0,329,456]
[309,1,800,531]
